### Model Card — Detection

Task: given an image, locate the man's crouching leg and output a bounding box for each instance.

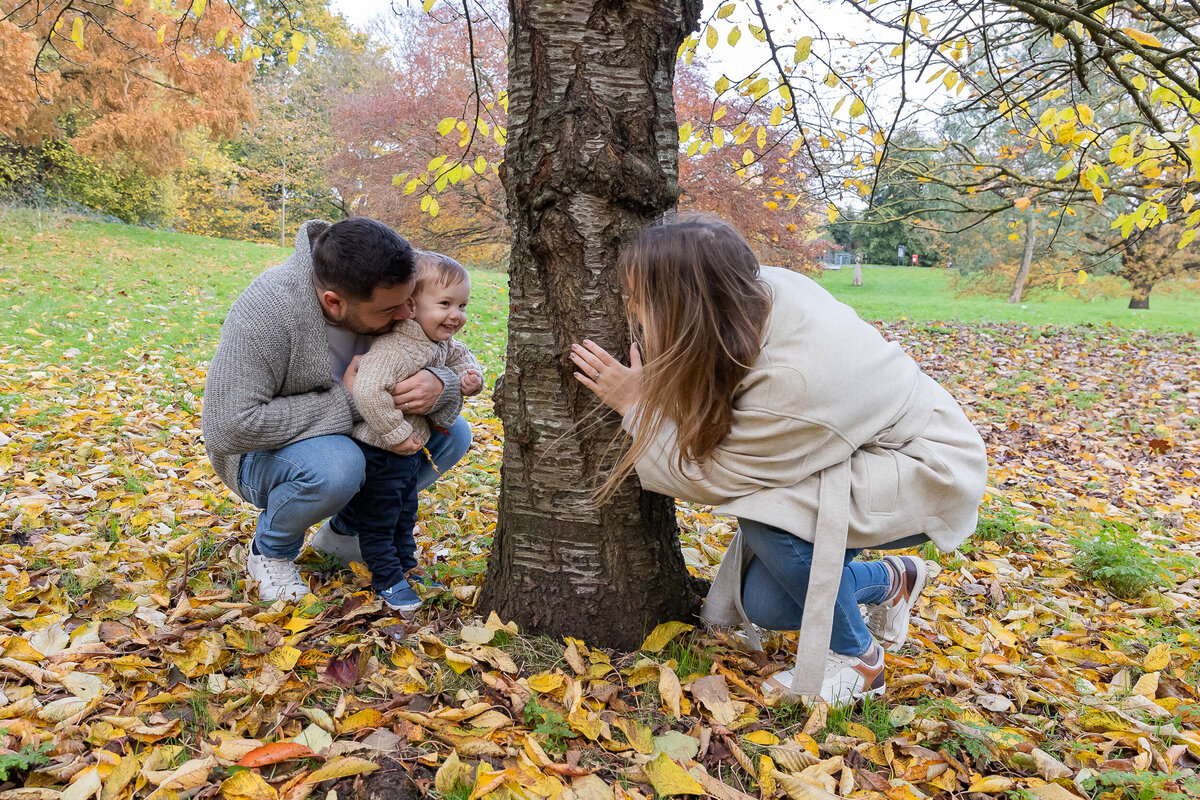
[237,435,366,601]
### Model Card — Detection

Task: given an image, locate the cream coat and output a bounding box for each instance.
[624,267,988,694]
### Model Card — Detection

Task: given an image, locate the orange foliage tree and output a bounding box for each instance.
[1,0,254,174]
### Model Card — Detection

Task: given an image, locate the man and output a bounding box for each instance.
[202,218,472,602]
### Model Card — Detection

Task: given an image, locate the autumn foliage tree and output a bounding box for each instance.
[1,0,254,172]
[327,6,508,264]
[675,61,822,268]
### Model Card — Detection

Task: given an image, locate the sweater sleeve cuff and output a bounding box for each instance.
[426,366,464,428]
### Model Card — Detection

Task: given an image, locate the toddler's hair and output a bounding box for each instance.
[414,251,470,293]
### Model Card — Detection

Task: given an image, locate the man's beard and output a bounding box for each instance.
[337,308,396,336]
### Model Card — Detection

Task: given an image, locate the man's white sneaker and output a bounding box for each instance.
[762,645,886,706]
[864,555,928,652]
[310,520,364,566]
[248,549,310,602]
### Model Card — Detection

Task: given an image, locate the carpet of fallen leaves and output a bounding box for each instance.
[1,319,1199,800]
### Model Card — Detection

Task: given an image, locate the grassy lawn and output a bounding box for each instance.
[4,210,1196,371]
[814,265,1200,333]
[0,209,509,372]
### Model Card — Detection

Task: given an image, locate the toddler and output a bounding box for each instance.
[340,252,483,611]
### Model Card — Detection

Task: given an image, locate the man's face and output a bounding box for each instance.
[323,281,415,335]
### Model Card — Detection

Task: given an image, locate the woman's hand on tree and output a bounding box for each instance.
[570,339,642,416]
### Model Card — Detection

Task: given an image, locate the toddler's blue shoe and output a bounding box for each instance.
[380,579,422,612]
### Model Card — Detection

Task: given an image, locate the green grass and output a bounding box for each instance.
[0,208,510,375]
[4,210,1195,379]
[814,266,1200,333]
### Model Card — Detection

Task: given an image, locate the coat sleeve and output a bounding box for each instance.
[353,342,429,448]
[202,305,356,458]
[623,404,855,506]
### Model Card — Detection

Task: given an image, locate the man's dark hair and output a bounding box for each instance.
[312,218,415,300]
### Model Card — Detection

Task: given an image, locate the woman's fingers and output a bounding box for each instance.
[582,339,620,366]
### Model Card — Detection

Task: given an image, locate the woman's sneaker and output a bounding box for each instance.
[379,578,422,612]
[864,555,928,652]
[762,644,886,705]
[248,550,310,602]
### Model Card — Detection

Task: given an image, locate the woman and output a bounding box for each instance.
[570,216,987,704]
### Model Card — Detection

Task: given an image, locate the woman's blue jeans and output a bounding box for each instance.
[738,518,892,656]
[236,415,472,560]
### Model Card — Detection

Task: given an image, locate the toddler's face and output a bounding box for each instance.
[412,277,470,342]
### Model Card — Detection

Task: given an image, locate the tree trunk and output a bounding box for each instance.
[1008,214,1035,304]
[481,0,704,650]
[1128,282,1152,309]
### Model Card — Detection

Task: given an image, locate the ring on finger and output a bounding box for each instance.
[593,372,600,380]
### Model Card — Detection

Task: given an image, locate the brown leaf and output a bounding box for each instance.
[690,674,735,726]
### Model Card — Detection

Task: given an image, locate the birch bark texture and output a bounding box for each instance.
[482,0,704,648]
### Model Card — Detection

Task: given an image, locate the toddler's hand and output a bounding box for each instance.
[461,369,484,395]
[392,436,423,455]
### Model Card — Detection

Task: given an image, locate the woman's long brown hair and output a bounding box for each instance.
[600,215,772,499]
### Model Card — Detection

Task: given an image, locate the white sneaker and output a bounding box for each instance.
[864,555,928,652]
[310,520,364,566]
[247,549,310,602]
[762,645,886,705]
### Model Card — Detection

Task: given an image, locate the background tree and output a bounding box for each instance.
[1,0,254,172]
[328,5,509,264]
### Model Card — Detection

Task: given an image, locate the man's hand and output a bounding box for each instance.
[570,340,642,416]
[461,369,484,396]
[343,355,362,394]
[392,436,423,455]
[391,370,444,415]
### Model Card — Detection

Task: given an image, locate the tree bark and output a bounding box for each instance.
[1008,214,1035,304]
[482,0,705,650]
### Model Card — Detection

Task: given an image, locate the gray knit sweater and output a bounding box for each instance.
[201,220,463,498]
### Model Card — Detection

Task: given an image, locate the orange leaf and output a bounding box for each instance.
[236,742,315,768]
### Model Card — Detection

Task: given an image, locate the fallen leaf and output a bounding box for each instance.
[689,675,735,726]
[301,756,379,784]
[642,752,705,796]
[220,770,279,800]
[640,621,693,653]
[237,742,315,768]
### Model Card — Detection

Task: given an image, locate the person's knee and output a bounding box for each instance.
[440,415,472,468]
[293,438,365,505]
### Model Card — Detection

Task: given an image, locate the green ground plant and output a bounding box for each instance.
[1072,522,1170,600]
[0,731,53,782]
[523,695,574,754]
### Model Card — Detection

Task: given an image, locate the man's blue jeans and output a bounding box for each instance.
[236,416,472,560]
[738,518,892,656]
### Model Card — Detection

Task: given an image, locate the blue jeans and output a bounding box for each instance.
[329,441,421,591]
[236,415,472,561]
[738,518,892,656]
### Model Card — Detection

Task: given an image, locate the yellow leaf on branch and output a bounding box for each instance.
[1122,27,1162,47]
